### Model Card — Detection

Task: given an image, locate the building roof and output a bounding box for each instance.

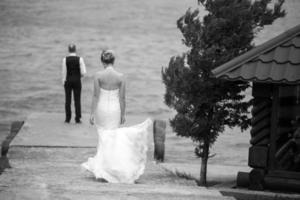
[212,24,300,84]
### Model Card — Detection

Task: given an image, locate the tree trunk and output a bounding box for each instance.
[198,138,209,186]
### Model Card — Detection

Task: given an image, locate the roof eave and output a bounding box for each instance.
[218,75,300,85]
[212,24,300,77]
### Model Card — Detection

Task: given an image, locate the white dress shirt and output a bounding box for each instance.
[62,53,87,84]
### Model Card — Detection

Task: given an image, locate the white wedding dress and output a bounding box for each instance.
[81,88,152,183]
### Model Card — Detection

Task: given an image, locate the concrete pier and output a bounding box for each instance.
[1,112,299,199]
[0,112,234,200]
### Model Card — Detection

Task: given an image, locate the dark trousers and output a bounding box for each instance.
[64,81,82,122]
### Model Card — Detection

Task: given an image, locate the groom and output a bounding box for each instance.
[62,44,86,123]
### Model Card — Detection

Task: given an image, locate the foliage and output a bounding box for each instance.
[162,0,285,185]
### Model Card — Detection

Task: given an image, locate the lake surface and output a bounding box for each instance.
[0,0,300,122]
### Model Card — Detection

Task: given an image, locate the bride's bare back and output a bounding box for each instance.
[96,67,124,90]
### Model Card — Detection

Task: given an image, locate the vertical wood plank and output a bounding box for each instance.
[269,85,280,170]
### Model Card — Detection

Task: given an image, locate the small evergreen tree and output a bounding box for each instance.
[162,0,285,186]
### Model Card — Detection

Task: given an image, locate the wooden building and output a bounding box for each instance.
[212,24,300,191]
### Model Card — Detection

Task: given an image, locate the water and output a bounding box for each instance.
[0,0,300,122]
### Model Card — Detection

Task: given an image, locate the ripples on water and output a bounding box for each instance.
[0,0,299,121]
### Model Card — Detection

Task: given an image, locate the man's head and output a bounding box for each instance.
[68,44,76,53]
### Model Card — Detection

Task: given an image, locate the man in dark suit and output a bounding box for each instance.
[62,44,86,123]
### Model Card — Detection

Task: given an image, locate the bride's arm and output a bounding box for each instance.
[119,76,126,124]
[90,75,100,124]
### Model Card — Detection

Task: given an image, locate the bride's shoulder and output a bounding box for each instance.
[114,69,123,76]
[95,70,108,76]
[113,70,125,80]
[94,69,125,81]
[93,71,104,80]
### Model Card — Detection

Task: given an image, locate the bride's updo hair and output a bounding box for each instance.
[101,50,115,65]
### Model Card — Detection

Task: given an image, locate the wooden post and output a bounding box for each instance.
[249,169,265,190]
[246,83,272,190]
[269,86,279,170]
[237,172,250,187]
[153,120,166,162]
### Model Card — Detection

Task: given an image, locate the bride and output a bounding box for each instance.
[81,50,152,183]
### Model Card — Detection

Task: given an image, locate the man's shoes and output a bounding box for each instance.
[75,120,82,124]
[64,120,70,123]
